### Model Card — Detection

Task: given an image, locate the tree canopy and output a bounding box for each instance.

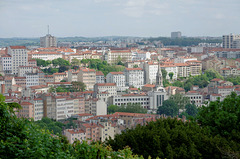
[106,117,238,159]
[157,100,178,117]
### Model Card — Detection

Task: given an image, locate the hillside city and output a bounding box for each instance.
[1,32,240,145]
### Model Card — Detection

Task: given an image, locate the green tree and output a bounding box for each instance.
[108,105,119,114]
[161,69,167,80]
[168,72,174,80]
[185,103,198,117]
[106,117,238,159]
[169,93,190,112]
[59,65,69,72]
[71,58,80,66]
[157,100,178,117]
[197,92,240,141]
[71,81,86,92]
[133,64,138,68]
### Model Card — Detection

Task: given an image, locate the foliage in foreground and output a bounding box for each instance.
[106,118,240,159]
[0,94,141,159]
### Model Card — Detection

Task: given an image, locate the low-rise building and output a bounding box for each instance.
[185,91,203,107]
[64,129,86,144]
[96,71,105,83]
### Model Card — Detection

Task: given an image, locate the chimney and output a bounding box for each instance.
[1,84,5,94]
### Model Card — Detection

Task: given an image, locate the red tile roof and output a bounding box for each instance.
[96,71,104,76]
[96,83,116,86]
[210,78,222,82]
[143,84,155,88]
[9,46,26,49]
[125,68,143,71]
[21,102,33,105]
[110,72,124,75]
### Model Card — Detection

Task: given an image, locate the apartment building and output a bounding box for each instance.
[174,56,197,63]
[80,123,103,143]
[33,98,44,121]
[186,60,202,76]
[124,68,144,88]
[26,73,39,87]
[106,72,126,91]
[144,62,158,84]
[185,91,203,107]
[112,93,150,109]
[214,86,235,98]
[85,98,107,116]
[40,34,57,47]
[160,64,178,80]
[94,83,117,96]
[222,34,240,48]
[18,102,34,118]
[14,77,26,88]
[105,50,132,64]
[29,52,62,61]
[78,68,96,90]
[44,75,54,83]
[53,72,67,82]
[73,97,85,115]
[0,54,12,74]
[7,46,28,74]
[99,121,116,142]
[64,129,86,144]
[68,70,78,82]
[54,96,74,121]
[175,63,190,78]
[96,71,105,83]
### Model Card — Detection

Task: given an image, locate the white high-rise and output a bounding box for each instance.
[7,46,28,74]
[222,34,240,48]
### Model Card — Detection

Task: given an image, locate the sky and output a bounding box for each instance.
[0,0,239,38]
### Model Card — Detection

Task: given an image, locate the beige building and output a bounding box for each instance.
[85,98,107,116]
[73,97,85,115]
[29,51,62,61]
[94,83,117,96]
[78,68,96,90]
[105,50,132,64]
[18,102,34,119]
[64,129,86,144]
[53,72,67,82]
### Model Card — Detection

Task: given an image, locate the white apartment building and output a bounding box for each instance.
[214,86,235,98]
[222,34,240,48]
[69,54,84,63]
[106,72,126,91]
[174,56,197,63]
[144,62,158,84]
[55,97,74,121]
[160,64,178,80]
[94,83,117,96]
[8,46,28,74]
[0,54,12,74]
[185,91,203,107]
[26,73,39,87]
[124,68,144,88]
[30,52,62,61]
[33,98,44,121]
[112,94,150,109]
[96,71,105,83]
[175,63,190,78]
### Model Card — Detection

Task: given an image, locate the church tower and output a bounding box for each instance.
[155,63,163,87]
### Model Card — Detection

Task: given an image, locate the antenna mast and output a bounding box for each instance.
[48,25,49,34]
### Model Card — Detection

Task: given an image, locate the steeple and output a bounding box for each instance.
[156,63,163,87]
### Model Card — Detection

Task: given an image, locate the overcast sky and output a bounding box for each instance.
[0,0,239,38]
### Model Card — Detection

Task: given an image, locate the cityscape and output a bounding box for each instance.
[1,0,240,158]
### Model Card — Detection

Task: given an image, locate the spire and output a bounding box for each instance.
[156,63,163,87]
